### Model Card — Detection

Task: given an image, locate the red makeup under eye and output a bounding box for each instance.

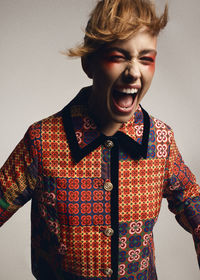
[141,55,156,72]
[102,51,125,68]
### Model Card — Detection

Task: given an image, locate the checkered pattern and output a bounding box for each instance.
[119,158,165,221]
[61,225,111,278]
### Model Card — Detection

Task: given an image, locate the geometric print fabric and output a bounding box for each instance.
[0,88,200,279]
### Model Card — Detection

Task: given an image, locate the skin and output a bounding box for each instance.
[83,28,157,136]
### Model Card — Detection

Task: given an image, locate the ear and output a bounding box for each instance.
[81,56,93,79]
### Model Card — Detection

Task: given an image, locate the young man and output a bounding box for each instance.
[0,0,199,279]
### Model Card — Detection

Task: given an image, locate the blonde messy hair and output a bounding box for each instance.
[68,0,168,57]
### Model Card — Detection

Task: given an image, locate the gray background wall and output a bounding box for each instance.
[0,0,199,279]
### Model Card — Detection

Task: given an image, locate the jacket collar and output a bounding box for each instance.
[61,87,150,163]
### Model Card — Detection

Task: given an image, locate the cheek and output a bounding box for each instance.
[141,67,155,93]
[93,65,114,90]
[145,63,156,83]
[96,59,124,87]
[100,61,121,82]
[147,62,155,73]
[102,60,117,70]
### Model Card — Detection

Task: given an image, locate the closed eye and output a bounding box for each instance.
[106,55,126,62]
[140,56,155,63]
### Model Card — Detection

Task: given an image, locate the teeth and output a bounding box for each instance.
[118,88,138,94]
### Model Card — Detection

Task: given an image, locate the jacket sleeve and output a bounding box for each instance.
[0,124,40,226]
[163,130,200,267]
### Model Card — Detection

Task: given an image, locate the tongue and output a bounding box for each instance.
[114,91,133,108]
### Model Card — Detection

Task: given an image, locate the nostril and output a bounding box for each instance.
[123,65,141,82]
[123,72,138,84]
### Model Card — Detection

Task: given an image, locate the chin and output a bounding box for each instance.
[111,105,138,123]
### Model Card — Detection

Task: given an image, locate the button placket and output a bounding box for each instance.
[101,138,115,278]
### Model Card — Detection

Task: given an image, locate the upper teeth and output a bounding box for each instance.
[120,88,138,94]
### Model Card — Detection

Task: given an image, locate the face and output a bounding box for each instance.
[85,29,157,134]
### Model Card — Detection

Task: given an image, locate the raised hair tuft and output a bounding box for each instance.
[67,0,168,57]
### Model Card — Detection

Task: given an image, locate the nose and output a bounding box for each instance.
[123,60,141,83]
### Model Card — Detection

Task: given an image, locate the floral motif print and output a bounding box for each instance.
[154,118,166,129]
[120,237,127,249]
[129,221,143,235]
[128,249,141,262]
[75,131,82,144]
[156,129,168,143]
[157,144,168,158]
[143,233,152,246]
[135,125,144,137]
[119,264,126,276]
[140,257,149,271]
[83,117,97,130]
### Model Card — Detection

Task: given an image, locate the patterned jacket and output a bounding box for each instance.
[0,87,200,279]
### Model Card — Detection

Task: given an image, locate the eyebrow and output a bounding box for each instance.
[102,47,157,58]
[139,49,157,56]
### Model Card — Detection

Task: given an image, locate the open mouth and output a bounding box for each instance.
[111,88,139,114]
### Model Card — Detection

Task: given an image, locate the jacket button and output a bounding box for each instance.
[104,228,114,237]
[104,182,113,192]
[103,268,113,276]
[104,140,114,149]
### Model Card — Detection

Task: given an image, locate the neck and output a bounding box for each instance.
[98,121,122,136]
[88,93,122,136]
